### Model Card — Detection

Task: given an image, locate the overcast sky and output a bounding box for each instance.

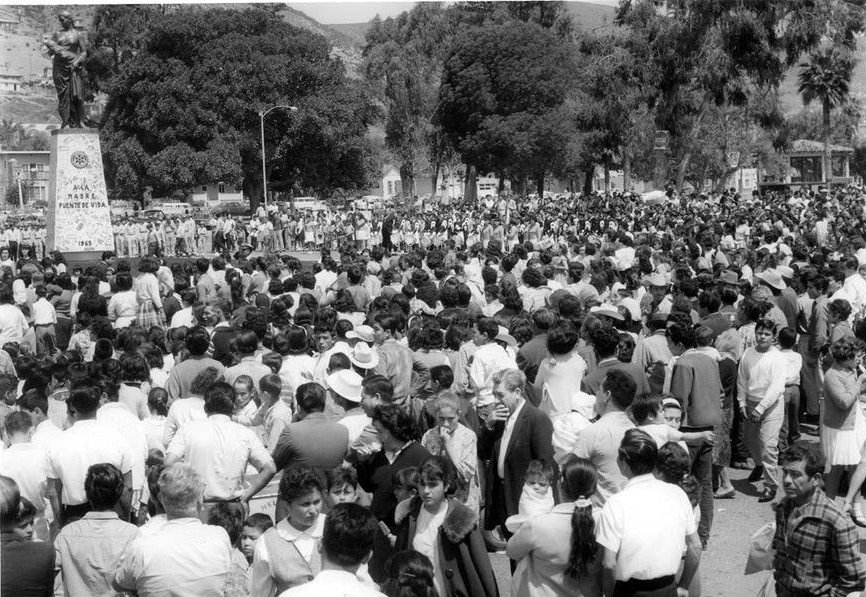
[289,0,618,24]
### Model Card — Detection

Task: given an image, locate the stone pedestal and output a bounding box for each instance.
[47,128,114,261]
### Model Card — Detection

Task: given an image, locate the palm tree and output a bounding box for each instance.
[797,47,855,182]
[797,47,855,142]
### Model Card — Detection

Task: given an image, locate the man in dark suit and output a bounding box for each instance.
[479,368,555,536]
[581,324,650,397]
[355,403,430,581]
[271,382,349,509]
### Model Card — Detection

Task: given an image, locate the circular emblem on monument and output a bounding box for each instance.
[70,151,89,169]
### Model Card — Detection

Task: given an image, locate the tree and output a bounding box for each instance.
[101,8,375,208]
[437,19,576,199]
[4,184,21,207]
[616,0,865,190]
[797,47,856,142]
[363,4,450,199]
[87,5,160,102]
[0,120,49,151]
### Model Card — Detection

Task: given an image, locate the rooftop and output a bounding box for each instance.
[787,139,854,154]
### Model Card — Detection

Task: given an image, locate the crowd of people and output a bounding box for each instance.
[1,185,866,596]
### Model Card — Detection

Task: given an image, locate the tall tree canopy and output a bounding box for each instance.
[101,7,375,206]
[437,16,576,198]
[614,0,864,189]
[363,3,450,197]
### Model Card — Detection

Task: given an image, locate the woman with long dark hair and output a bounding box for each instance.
[506,455,601,597]
[392,456,498,597]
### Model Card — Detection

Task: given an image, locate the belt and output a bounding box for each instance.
[616,575,676,591]
[34,323,54,327]
[203,497,242,504]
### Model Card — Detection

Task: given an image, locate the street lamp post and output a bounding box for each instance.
[259,105,298,208]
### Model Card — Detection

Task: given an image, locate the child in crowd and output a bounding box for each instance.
[240,513,274,565]
[505,459,556,533]
[257,374,291,450]
[632,393,714,451]
[391,466,421,536]
[231,375,259,427]
[207,503,250,597]
[326,464,361,506]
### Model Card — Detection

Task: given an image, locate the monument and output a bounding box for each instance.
[43,11,114,260]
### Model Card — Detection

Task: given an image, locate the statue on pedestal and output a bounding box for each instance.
[43,11,88,129]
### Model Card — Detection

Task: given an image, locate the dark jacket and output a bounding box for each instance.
[395,498,500,597]
[479,401,555,524]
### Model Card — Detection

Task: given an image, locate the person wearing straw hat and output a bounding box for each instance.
[349,342,379,376]
[329,369,367,445]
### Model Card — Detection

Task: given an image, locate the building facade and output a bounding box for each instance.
[0,150,50,204]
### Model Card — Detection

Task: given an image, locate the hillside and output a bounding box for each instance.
[566,1,618,31]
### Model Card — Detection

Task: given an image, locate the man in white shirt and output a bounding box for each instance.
[469,318,517,408]
[166,381,276,505]
[113,463,233,597]
[737,318,788,503]
[596,429,701,597]
[0,411,52,539]
[18,390,63,450]
[280,502,385,597]
[96,377,148,518]
[46,383,134,526]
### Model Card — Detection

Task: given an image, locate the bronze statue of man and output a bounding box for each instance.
[44,11,88,129]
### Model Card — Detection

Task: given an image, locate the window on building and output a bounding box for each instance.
[218,183,226,193]
[789,156,822,183]
[201,185,207,192]
[387,181,393,195]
